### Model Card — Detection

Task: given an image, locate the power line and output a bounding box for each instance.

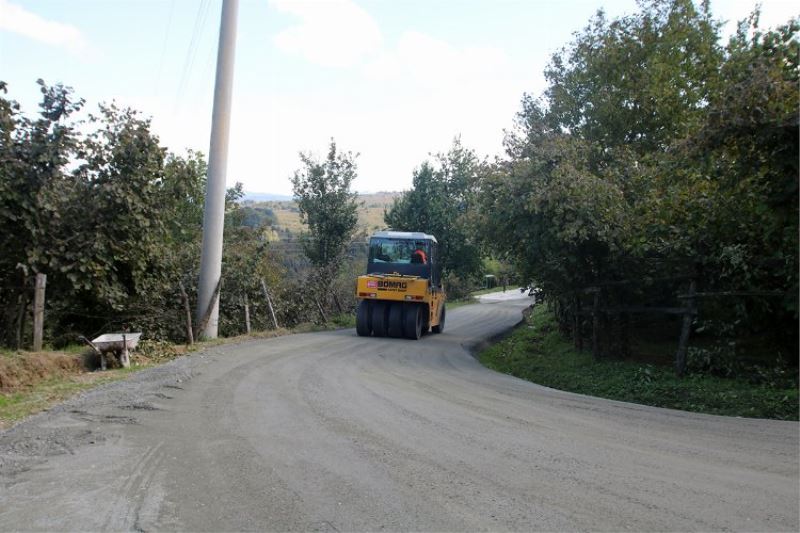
[153,0,176,97]
[175,0,213,110]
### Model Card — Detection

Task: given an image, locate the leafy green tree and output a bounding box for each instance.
[481,110,630,294]
[218,201,284,335]
[239,205,278,229]
[0,81,212,345]
[291,139,359,306]
[0,80,84,345]
[635,15,799,312]
[545,0,722,155]
[481,1,798,366]
[384,138,483,281]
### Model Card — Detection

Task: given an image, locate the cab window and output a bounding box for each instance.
[369,238,430,265]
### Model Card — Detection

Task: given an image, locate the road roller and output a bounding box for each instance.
[355,231,446,340]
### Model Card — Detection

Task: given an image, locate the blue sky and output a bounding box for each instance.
[1,0,797,195]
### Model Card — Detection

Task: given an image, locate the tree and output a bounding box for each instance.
[0,80,212,345]
[291,139,359,294]
[0,80,84,345]
[544,0,722,155]
[218,187,284,336]
[384,138,483,282]
[480,2,799,366]
[481,108,630,294]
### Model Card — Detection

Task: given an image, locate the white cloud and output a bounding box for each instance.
[234,5,538,194]
[0,0,89,54]
[364,30,515,89]
[270,0,382,68]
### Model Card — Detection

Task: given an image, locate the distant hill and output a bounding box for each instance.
[245,191,402,237]
[243,192,294,202]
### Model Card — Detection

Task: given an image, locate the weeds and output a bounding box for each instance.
[479,304,799,420]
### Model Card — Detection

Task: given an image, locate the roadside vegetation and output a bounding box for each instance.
[480,305,799,420]
[0,345,158,428]
[477,2,798,379]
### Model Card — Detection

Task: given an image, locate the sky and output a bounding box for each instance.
[1,0,797,196]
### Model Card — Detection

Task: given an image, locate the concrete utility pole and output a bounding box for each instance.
[196,0,239,339]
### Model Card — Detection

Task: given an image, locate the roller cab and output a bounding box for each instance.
[355,231,446,339]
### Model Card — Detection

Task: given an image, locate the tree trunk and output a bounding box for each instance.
[178,280,194,345]
[332,292,344,314]
[260,278,279,329]
[315,298,328,324]
[243,293,251,334]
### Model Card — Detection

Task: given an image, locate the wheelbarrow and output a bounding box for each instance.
[80,332,142,370]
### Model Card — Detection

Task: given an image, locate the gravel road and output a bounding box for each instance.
[1,292,797,531]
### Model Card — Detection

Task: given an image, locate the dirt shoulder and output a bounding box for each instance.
[0,329,294,429]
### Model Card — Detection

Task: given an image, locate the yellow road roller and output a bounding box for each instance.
[355,231,446,340]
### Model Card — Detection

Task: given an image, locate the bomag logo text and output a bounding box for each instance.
[377,281,407,290]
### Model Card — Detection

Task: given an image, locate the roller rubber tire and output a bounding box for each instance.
[403,304,423,340]
[432,303,446,334]
[356,300,372,337]
[371,301,389,337]
[388,303,404,338]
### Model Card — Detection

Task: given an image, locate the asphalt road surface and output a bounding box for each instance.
[1,292,798,531]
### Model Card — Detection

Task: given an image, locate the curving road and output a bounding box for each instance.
[1,292,797,531]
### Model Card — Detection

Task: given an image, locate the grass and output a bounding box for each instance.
[260,192,400,235]
[478,304,799,420]
[331,313,357,328]
[0,370,134,429]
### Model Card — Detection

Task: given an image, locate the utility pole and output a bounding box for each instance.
[196,0,239,339]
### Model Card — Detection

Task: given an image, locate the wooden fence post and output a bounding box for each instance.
[178,280,194,345]
[260,278,279,329]
[32,273,46,351]
[120,333,130,368]
[332,292,344,314]
[243,293,251,334]
[675,280,697,377]
[315,298,328,324]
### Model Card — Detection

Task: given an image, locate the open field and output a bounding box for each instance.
[249,191,402,236]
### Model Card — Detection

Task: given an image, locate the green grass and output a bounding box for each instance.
[479,305,799,420]
[0,371,134,428]
[331,313,357,328]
